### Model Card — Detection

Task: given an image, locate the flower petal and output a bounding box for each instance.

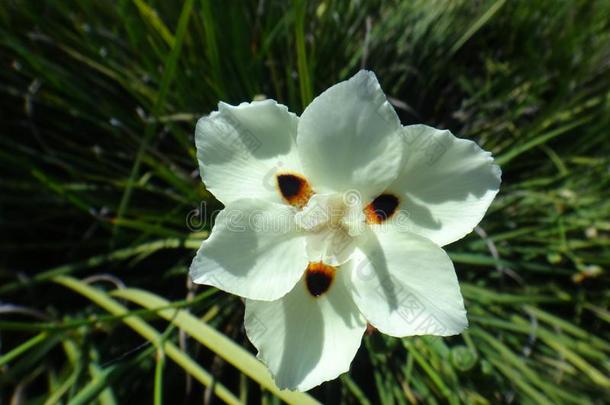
[244,270,366,391]
[189,199,308,301]
[195,100,303,205]
[297,70,404,201]
[389,125,501,246]
[304,227,356,267]
[348,227,467,337]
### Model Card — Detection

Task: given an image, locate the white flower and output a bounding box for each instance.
[190,70,501,391]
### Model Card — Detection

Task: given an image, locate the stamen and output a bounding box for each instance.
[305,262,335,297]
[364,193,399,224]
[276,173,313,208]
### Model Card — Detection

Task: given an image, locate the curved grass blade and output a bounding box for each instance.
[110,287,321,405]
[53,275,242,405]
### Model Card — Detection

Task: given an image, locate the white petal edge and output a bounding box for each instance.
[297,70,404,201]
[244,271,366,391]
[348,227,467,337]
[388,125,501,246]
[189,199,308,301]
[195,100,304,205]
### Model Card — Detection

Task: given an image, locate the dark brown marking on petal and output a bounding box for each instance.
[364,193,400,224]
[276,173,313,208]
[305,262,335,297]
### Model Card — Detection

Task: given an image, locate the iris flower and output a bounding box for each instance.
[190,71,501,391]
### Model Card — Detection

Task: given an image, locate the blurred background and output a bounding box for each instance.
[1,0,609,404]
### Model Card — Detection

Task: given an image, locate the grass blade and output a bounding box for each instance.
[111,287,321,405]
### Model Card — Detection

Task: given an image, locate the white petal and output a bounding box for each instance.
[189,199,308,301]
[348,227,467,337]
[304,227,356,266]
[293,193,335,232]
[196,100,303,205]
[297,70,404,201]
[244,271,366,391]
[389,125,501,246]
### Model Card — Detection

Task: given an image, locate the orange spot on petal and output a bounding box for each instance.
[364,193,400,224]
[305,262,336,297]
[276,173,314,208]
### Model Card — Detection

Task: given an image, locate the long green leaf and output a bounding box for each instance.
[53,275,242,405]
[111,287,320,405]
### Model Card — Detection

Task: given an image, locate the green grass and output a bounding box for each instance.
[1,0,609,403]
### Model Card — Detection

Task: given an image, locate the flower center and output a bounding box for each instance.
[295,193,363,234]
[364,193,399,224]
[295,193,365,266]
[305,262,335,297]
[276,173,313,208]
